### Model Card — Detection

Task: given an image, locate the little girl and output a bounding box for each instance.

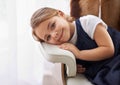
[30,7,120,85]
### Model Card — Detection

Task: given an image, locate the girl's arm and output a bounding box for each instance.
[59,23,114,61]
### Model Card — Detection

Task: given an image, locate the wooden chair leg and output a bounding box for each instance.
[61,64,66,85]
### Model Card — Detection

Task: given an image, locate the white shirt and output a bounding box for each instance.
[69,15,107,44]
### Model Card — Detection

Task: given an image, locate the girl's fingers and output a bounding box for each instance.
[77,64,86,73]
[77,64,82,68]
[77,68,86,73]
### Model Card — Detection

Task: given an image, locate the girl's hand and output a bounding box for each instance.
[58,43,77,52]
[77,64,86,73]
[58,43,80,59]
[58,43,86,73]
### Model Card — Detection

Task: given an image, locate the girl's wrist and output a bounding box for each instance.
[71,46,80,58]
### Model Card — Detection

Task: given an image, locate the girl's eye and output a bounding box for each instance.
[47,35,51,41]
[51,22,56,29]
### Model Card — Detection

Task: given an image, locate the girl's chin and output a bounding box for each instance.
[56,41,65,45]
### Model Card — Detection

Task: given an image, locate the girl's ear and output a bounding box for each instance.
[57,10,65,17]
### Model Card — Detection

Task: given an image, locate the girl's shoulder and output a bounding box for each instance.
[77,15,108,39]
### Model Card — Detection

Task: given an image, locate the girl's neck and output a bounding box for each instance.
[69,21,75,40]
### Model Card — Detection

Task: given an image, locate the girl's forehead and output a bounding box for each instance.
[39,16,57,28]
[40,17,53,26]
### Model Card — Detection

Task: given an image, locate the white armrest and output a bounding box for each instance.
[40,43,77,77]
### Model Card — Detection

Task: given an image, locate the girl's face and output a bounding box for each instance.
[34,11,75,45]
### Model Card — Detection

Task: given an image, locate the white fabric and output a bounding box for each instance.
[69,21,77,45]
[80,15,107,39]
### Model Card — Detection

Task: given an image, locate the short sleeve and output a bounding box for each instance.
[79,15,107,39]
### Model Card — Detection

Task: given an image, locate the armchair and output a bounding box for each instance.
[40,42,93,85]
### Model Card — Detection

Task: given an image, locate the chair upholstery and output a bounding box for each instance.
[41,43,93,85]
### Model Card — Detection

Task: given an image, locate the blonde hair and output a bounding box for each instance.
[30,7,74,42]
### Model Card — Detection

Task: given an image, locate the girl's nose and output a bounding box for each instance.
[51,31,59,40]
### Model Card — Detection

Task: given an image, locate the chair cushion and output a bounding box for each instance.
[66,74,93,85]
